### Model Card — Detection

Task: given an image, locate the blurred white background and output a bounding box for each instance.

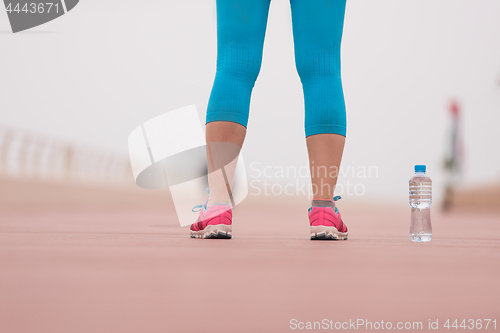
[1,0,499,203]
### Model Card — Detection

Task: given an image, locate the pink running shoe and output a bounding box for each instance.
[190,202,232,239]
[309,196,348,240]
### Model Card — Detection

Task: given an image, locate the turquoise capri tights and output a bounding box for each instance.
[206,0,347,137]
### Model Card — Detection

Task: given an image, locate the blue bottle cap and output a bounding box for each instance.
[414,165,426,173]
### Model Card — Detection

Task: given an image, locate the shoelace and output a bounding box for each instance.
[333,196,341,213]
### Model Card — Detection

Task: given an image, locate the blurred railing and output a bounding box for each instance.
[0,124,132,187]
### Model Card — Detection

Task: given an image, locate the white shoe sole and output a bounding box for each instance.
[310,226,348,240]
[190,224,232,239]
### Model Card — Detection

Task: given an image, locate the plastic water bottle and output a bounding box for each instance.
[409,165,432,242]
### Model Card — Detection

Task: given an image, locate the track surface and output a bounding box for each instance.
[0,180,499,332]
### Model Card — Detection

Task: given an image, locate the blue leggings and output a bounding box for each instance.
[206,0,347,137]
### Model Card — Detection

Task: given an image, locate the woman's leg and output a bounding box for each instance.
[205,121,246,206]
[206,0,271,205]
[290,0,347,200]
[306,134,345,200]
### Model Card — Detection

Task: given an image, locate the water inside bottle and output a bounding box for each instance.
[409,178,432,209]
[409,175,432,242]
[410,208,432,242]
